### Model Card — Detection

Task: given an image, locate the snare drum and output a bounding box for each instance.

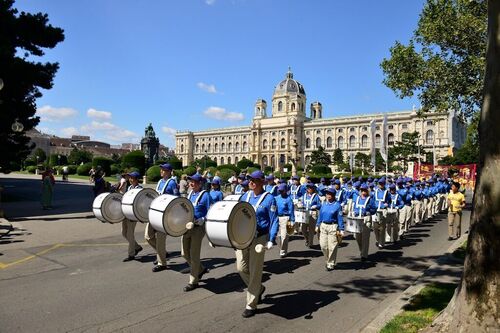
[121,188,159,223]
[294,210,308,224]
[93,192,125,224]
[148,194,194,236]
[344,216,365,233]
[223,194,242,201]
[205,200,256,249]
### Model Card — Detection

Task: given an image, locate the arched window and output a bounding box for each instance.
[306,138,311,149]
[426,130,434,144]
[361,135,368,148]
[235,142,240,151]
[196,144,199,153]
[207,143,211,152]
[235,156,239,164]
[201,144,205,152]
[349,135,356,147]
[327,137,333,148]
[278,101,283,111]
[180,144,184,153]
[228,156,231,164]
[280,138,286,149]
[220,157,224,165]
[375,134,381,147]
[228,142,232,151]
[262,139,268,149]
[337,136,344,149]
[214,143,218,152]
[262,156,268,166]
[271,155,276,168]
[271,139,277,149]
[221,142,225,152]
[242,141,247,151]
[316,137,321,148]
[388,133,395,146]
[291,103,295,111]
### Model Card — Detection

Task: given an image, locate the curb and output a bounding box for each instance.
[0,217,13,238]
[361,232,468,333]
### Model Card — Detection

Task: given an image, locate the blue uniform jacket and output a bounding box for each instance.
[335,188,347,206]
[234,184,244,195]
[240,191,279,243]
[389,192,405,209]
[265,184,279,196]
[352,196,376,216]
[209,189,223,203]
[156,177,178,195]
[290,184,305,201]
[189,190,211,220]
[275,194,295,222]
[302,193,322,211]
[316,200,344,230]
[374,188,391,210]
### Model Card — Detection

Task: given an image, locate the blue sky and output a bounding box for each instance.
[16,0,424,147]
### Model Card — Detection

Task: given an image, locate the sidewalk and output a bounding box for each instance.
[0,217,13,238]
[361,232,467,332]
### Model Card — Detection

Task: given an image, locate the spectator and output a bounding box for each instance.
[116,173,129,194]
[41,168,55,210]
[179,174,189,197]
[93,170,106,197]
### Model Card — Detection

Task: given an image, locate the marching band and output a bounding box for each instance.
[93,168,456,318]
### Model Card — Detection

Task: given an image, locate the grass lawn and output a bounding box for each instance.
[380,283,457,333]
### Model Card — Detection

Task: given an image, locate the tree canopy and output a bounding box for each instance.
[0,0,65,172]
[309,146,332,168]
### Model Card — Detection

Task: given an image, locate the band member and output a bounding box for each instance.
[317,178,327,198]
[333,179,347,214]
[386,184,404,243]
[373,178,391,248]
[290,176,305,204]
[412,181,423,224]
[122,171,143,262]
[240,180,250,193]
[315,186,344,271]
[209,179,223,203]
[234,174,246,195]
[237,170,279,318]
[275,183,295,258]
[146,163,177,272]
[351,184,375,260]
[264,175,278,196]
[183,174,211,292]
[300,183,321,248]
[447,181,465,240]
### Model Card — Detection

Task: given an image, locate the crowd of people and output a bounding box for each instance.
[105,165,466,318]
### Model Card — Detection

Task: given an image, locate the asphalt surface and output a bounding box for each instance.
[0,174,470,333]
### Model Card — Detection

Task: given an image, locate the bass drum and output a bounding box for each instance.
[148,194,194,236]
[93,192,125,224]
[121,188,159,223]
[205,200,256,250]
[223,194,242,201]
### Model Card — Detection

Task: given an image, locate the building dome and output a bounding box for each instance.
[274,67,306,96]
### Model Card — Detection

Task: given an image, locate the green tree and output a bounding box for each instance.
[122,150,145,173]
[68,148,93,165]
[354,152,371,171]
[332,148,344,167]
[375,149,385,172]
[31,148,46,163]
[0,0,65,172]
[236,157,254,170]
[389,132,425,171]
[309,146,332,167]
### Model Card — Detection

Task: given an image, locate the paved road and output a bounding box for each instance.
[0,175,470,333]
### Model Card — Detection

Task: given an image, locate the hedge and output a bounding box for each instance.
[92,157,113,176]
[26,166,37,174]
[183,166,197,176]
[146,165,161,182]
[66,165,78,174]
[122,150,145,174]
[311,164,332,175]
[217,168,236,183]
[217,164,240,174]
[236,158,254,170]
[77,162,93,176]
[110,164,121,175]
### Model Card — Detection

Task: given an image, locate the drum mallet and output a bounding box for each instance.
[186,222,194,230]
[255,244,266,253]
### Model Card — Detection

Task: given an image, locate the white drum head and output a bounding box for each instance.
[122,188,158,222]
[93,192,124,224]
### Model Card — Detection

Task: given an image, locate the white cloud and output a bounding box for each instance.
[197,82,218,94]
[80,121,140,144]
[205,0,216,5]
[38,127,56,135]
[87,108,112,120]
[61,127,79,137]
[162,126,176,137]
[203,106,244,121]
[37,105,78,122]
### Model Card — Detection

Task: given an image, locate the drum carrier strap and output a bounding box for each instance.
[355,196,370,217]
[304,193,317,210]
[375,189,388,209]
[245,191,269,211]
[157,178,173,194]
[189,190,207,206]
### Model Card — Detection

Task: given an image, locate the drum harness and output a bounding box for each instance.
[156,178,173,194]
[374,188,388,210]
[354,196,370,218]
[188,190,208,226]
[128,184,143,191]
[389,193,400,209]
[245,191,270,238]
[303,193,318,211]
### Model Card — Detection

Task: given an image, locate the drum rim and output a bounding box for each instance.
[123,188,158,223]
[93,192,124,223]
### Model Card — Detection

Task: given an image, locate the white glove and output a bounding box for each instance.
[195,217,206,226]
[296,202,303,209]
[265,241,273,250]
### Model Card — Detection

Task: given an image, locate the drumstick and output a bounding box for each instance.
[255,244,266,253]
[186,222,194,230]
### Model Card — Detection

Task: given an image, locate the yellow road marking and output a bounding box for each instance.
[0,242,149,269]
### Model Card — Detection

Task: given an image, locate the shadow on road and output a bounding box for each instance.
[264,258,312,275]
[260,289,340,319]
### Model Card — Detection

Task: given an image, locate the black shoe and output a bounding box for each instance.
[152,265,167,272]
[123,256,135,262]
[258,286,266,304]
[198,267,209,280]
[360,257,367,262]
[153,260,158,265]
[447,237,453,241]
[134,246,143,256]
[183,283,199,292]
[242,308,256,318]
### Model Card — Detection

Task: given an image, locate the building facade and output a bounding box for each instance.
[175,69,467,170]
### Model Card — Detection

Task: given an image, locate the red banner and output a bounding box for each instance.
[413,163,477,190]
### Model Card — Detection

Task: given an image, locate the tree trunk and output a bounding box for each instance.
[427,1,500,331]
